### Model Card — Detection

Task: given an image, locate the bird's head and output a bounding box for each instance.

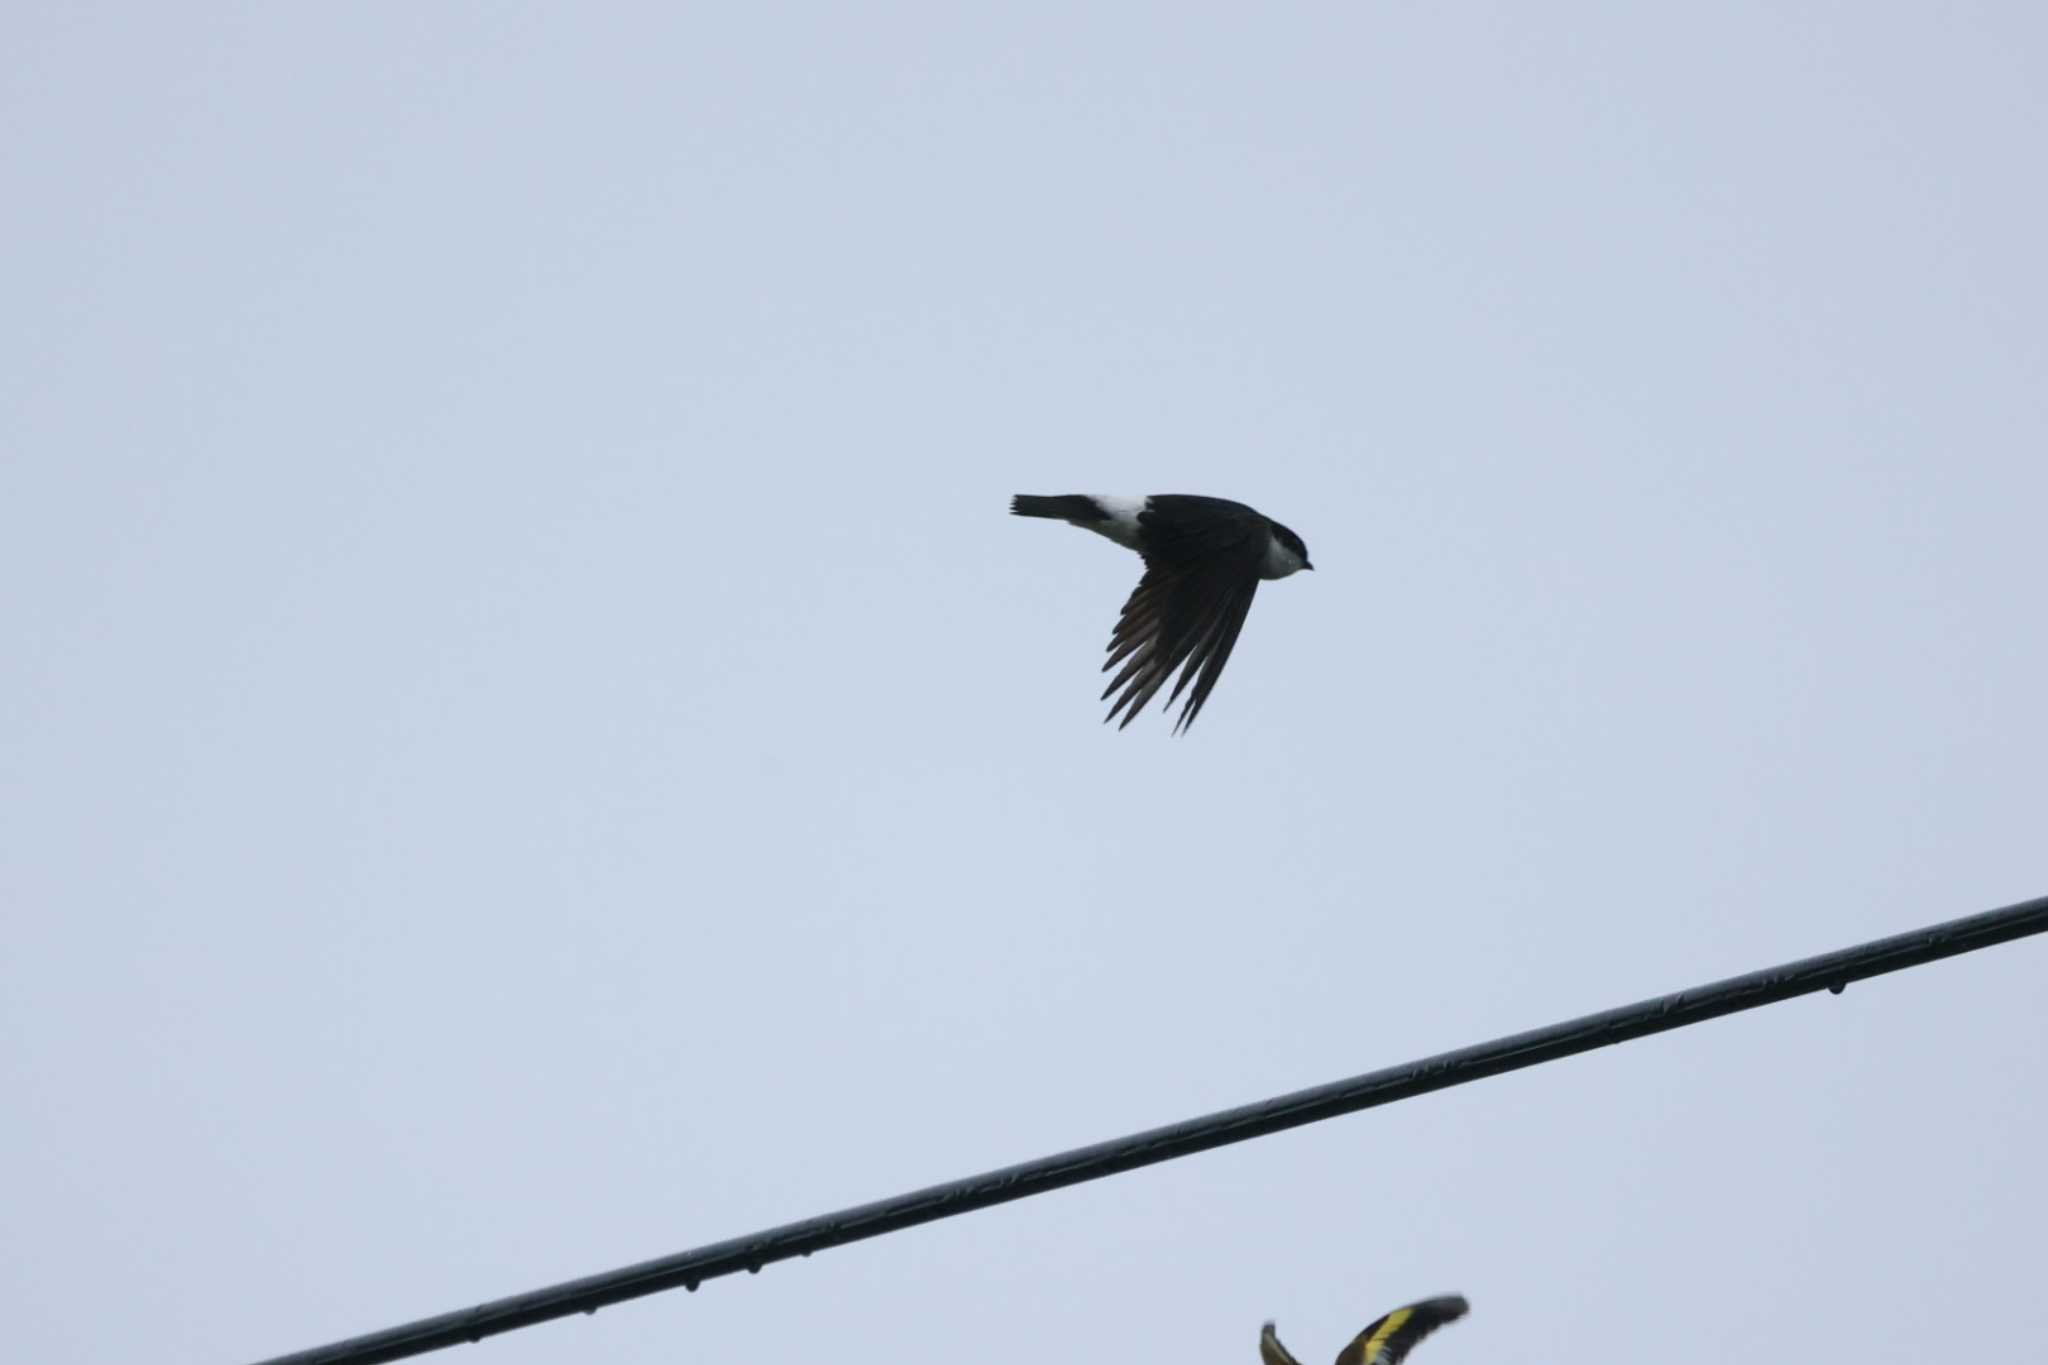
[1269,521,1313,575]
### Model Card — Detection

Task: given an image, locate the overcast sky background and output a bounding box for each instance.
[5,5,2046,1363]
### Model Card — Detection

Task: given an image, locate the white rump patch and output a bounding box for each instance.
[1088,494,1148,550]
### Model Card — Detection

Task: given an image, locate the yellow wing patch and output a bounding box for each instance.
[1359,1307,1412,1365]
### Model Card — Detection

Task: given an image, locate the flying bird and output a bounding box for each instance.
[1010,493,1312,733]
[1261,1295,1469,1365]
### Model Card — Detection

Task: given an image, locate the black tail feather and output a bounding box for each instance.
[1010,494,1106,522]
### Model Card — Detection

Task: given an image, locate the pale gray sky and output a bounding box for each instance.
[4,6,2046,1363]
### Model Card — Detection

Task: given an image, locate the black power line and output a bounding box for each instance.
[250,892,2048,1365]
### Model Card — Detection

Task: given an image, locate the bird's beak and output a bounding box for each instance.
[1303,562,1314,571]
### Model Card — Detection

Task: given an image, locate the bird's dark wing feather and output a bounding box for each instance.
[1261,1324,1306,1365]
[1099,501,1265,734]
[1330,1297,1469,1365]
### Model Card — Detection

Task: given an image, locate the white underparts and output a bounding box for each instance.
[1259,535,1306,580]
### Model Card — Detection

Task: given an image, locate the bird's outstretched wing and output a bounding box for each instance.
[1099,499,1265,734]
[1330,1296,1469,1365]
[1261,1322,1306,1365]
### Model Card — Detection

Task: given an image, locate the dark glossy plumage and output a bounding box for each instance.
[1012,493,1309,733]
[1100,497,1268,734]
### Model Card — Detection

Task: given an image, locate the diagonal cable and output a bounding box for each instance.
[250,891,2048,1365]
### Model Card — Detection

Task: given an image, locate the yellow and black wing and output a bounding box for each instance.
[1329,1296,1469,1365]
